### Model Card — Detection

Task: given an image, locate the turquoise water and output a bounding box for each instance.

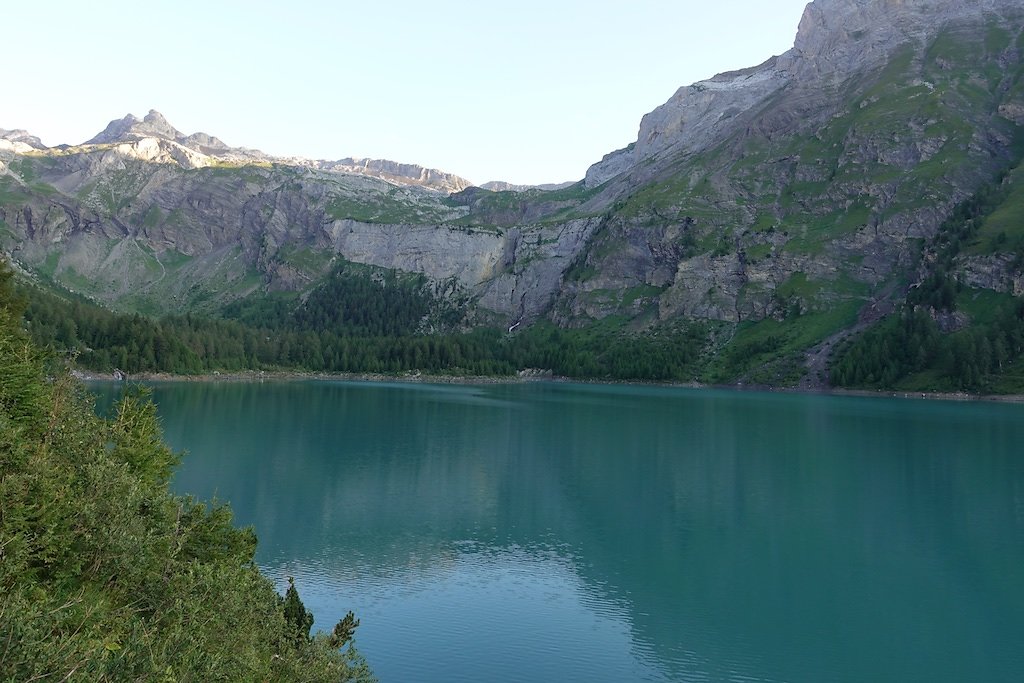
[92,381,1024,682]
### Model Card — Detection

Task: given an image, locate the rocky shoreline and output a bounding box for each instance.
[72,368,1024,403]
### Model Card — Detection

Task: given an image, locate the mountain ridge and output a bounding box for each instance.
[2,0,1023,390]
[585,0,1024,191]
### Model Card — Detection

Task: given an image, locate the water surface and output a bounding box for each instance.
[93,381,1024,682]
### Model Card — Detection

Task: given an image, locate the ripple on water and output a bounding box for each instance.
[263,541,679,683]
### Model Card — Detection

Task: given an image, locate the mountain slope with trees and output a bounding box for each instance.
[0,262,374,681]
[2,0,1024,391]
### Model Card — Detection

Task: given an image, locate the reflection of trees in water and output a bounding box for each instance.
[120,381,1024,682]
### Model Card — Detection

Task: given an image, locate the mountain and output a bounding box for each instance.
[71,108,473,191]
[568,0,1024,321]
[0,105,596,324]
[2,0,1023,389]
[0,128,46,151]
[480,180,577,192]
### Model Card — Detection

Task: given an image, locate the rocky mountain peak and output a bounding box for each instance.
[73,111,465,191]
[789,0,1023,76]
[584,0,1024,188]
[138,109,181,139]
[319,157,476,193]
[84,109,212,149]
[0,128,45,150]
[85,113,141,145]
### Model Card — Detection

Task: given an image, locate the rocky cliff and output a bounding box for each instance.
[587,0,1024,190]
[0,133,594,323]
[568,0,1024,329]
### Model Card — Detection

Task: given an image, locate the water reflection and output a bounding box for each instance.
[93,381,1024,682]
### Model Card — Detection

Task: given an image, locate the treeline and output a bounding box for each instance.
[906,163,1022,313]
[830,302,1024,391]
[832,166,1024,392]
[20,278,710,381]
[223,266,441,337]
[0,262,374,681]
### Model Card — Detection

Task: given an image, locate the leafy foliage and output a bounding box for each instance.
[284,576,316,645]
[0,260,375,682]
[831,300,1024,392]
[224,264,436,337]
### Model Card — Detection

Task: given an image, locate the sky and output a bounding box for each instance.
[3,0,811,186]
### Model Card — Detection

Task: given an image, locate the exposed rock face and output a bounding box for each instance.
[958,254,1024,296]
[592,60,791,189]
[0,145,591,323]
[326,221,508,287]
[584,145,635,188]
[0,129,45,150]
[479,180,576,192]
[585,0,1024,189]
[318,158,473,193]
[475,219,600,322]
[87,109,189,145]
[791,0,1023,76]
[567,0,1024,330]
[78,110,475,193]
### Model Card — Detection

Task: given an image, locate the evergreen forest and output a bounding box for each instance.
[0,261,375,682]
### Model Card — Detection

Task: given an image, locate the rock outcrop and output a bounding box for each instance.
[318,158,474,193]
[1,129,45,150]
[586,0,1024,189]
[87,110,186,145]
[78,110,475,193]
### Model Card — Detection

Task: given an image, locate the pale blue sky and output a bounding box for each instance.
[3,1,810,185]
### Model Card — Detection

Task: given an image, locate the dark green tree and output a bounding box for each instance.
[283,576,315,644]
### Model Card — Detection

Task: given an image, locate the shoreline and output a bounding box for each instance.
[72,368,1024,404]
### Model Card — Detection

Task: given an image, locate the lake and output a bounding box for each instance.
[91,380,1024,682]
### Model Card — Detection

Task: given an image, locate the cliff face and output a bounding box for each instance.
[567,0,1024,327]
[1,0,1022,350]
[0,153,592,322]
[586,0,1024,190]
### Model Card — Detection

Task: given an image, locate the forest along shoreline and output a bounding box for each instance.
[72,369,1024,404]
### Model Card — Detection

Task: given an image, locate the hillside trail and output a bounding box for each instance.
[133,237,167,289]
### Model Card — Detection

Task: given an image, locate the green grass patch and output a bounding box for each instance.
[7,158,38,183]
[59,266,96,292]
[782,203,872,254]
[327,192,438,224]
[984,360,1024,394]
[744,243,772,261]
[450,182,600,227]
[0,176,32,204]
[166,208,186,227]
[37,251,62,279]
[926,28,984,66]
[750,215,778,233]
[157,249,194,271]
[967,164,1024,252]
[275,244,334,273]
[708,301,860,384]
[74,181,97,200]
[142,204,163,228]
[776,271,871,308]
[776,272,819,300]
[955,288,1020,324]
